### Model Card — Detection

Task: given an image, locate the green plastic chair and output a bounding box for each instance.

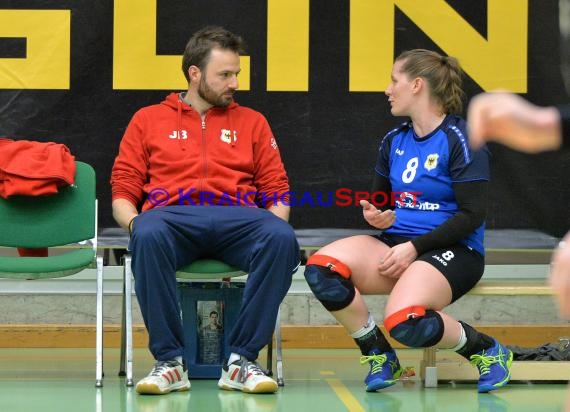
[120,257,284,386]
[0,161,104,387]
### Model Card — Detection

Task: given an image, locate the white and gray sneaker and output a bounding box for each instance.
[218,358,278,393]
[136,359,191,395]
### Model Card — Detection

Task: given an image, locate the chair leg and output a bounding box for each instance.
[95,256,104,387]
[124,255,134,386]
[119,258,127,377]
[275,307,284,386]
[266,341,273,374]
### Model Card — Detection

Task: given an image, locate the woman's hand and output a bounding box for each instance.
[361,199,395,229]
[378,241,418,278]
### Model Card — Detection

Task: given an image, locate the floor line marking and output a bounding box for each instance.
[326,378,364,412]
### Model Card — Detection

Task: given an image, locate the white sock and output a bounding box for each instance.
[350,313,376,339]
[228,352,241,365]
[450,323,467,352]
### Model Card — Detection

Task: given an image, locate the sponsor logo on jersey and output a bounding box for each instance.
[395,148,405,156]
[396,198,440,211]
[395,191,417,208]
[417,201,440,211]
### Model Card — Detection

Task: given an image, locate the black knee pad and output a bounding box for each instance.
[385,308,444,348]
[304,264,355,311]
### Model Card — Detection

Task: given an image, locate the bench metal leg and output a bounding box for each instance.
[95,256,104,387]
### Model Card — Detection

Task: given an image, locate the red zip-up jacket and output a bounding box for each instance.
[111,93,290,211]
[0,138,75,199]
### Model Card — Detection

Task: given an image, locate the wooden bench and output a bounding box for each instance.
[419,280,570,386]
[98,228,568,385]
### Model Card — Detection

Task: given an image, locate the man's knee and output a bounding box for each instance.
[129,213,177,255]
[261,218,299,256]
[384,306,444,347]
[130,218,168,244]
[304,255,355,311]
[270,218,297,241]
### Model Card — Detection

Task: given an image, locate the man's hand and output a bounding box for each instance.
[112,198,139,232]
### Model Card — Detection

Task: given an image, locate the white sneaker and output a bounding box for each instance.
[136,360,191,395]
[218,358,278,393]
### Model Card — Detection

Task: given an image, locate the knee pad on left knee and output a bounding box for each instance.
[384,306,444,347]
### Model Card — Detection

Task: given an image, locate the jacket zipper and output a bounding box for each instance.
[200,117,207,194]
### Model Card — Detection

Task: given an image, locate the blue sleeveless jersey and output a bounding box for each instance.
[375,115,489,255]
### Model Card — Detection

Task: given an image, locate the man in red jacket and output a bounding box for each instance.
[111,26,299,395]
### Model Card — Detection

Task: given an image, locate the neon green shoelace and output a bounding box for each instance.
[469,350,506,375]
[360,353,387,374]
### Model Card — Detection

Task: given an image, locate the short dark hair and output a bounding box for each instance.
[181,26,246,82]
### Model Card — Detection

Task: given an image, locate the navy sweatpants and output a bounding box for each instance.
[129,205,300,362]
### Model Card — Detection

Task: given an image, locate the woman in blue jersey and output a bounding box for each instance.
[304,49,512,393]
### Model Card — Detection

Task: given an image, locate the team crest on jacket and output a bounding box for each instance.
[220,129,237,144]
[424,153,439,171]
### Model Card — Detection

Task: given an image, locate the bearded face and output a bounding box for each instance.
[197,71,235,108]
[196,48,240,108]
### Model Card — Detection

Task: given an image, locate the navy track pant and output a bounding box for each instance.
[129,205,300,361]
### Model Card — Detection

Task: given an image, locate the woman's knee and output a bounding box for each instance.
[384,306,444,348]
[304,254,355,311]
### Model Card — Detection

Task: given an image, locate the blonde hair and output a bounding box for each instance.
[396,49,465,115]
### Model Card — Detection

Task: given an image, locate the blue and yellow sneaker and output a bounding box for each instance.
[470,340,513,393]
[360,349,403,391]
